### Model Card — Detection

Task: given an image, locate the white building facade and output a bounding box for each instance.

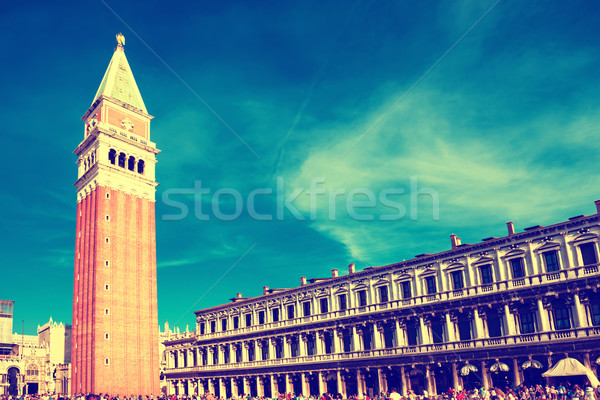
[163,201,600,398]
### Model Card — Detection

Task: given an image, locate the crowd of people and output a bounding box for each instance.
[1,382,599,400]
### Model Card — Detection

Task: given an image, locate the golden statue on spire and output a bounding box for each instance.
[116,32,125,47]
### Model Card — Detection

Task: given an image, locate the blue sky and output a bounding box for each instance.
[1,0,600,334]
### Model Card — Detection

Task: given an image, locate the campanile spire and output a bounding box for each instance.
[72,34,160,396]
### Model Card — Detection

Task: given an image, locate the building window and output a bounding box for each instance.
[105,333,109,340]
[272,308,280,322]
[105,214,110,221]
[520,310,536,334]
[105,308,109,315]
[357,290,368,306]
[138,160,145,174]
[401,281,412,299]
[210,320,216,333]
[233,316,239,329]
[510,258,525,279]
[554,306,571,330]
[258,311,265,324]
[579,242,598,265]
[451,271,464,290]
[431,320,444,343]
[338,294,347,310]
[543,250,560,272]
[105,358,110,365]
[105,260,109,267]
[378,286,389,303]
[591,303,600,326]
[108,149,116,165]
[320,298,329,313]
[105,237,110,244]
[245,313,252,327]
[106,192,110,199]
[221,319,227,331]
[118,152,126,168]
[480,264,493,284]
[303,301,311,317]
[425,276,437,295]
[199,323,205,334]
[287,305,295,319]
[104,284,109,291]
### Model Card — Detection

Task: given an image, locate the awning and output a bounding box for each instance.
[461,363,479,376]
[542,357,600,388]
[490,361,510,372]
[522,359,544,369]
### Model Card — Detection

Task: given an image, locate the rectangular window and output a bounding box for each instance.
[245,313,252,327]
[554,306,571,330]
[510,258,525,279]
[320,298,329,313]
[378,286,389,303]
[357,290,368,306]
[520,311,536,334]
[401,281,412,299]
[338,294,347,310]
[303,301,311,317]
[210,321,216,333]
[272,308,280,322]
[580,242,598,265]
[591,303,600,326]
[543,250,560,272]
[233,316,239,329]
[200,323,205,335]
[287,305,295,319]
[221,319,227,331]
[426,276,437,295]
[480,264,493,284]
[451,271,464,290]
[258,311,265,324]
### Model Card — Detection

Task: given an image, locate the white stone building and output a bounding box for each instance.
[163,200,600,398]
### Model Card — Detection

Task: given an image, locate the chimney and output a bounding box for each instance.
[450,234,461,249]
[348,263,355,274]
[595,200,600,214]
[300,277,307,286]
[237,292,242,299]
[262,286,269,295]
[332,269,339,278]
[507,221,515,236]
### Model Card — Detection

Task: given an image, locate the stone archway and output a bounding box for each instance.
[8,367,20,396]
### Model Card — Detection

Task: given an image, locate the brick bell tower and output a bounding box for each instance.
[72,33,160,395]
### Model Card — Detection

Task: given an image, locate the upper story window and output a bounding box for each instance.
[210,320,216,333]
[245,313,252,327]
[357,290,368,307]
[233,316,239,329]
[378,286,389,303]
[199,323,205,335]
[520,309,536,334]
[425,276,437,295]
[303,301,311,317]
[543,250,560,272]
[320,298,329,313]
[509,258,525,279]
[258,311,265,324]
[287,305,295,319]
[480,264,493,284]
[221,319,227,331]
[338,294,347,310]
[590,302,600,326]
[451,271,464,290]
[108,149,116,165]
[579,242,598,266]
[401,281,412,299]
[272,308,280,322]
[553,305,571,330]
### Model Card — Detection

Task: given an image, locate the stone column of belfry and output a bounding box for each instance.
[72,33,160,396]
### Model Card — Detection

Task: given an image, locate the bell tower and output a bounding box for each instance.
[72,33,160,395]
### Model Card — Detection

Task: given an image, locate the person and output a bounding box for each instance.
[389,388,401,400]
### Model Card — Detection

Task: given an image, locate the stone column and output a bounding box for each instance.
[400,366,408,396]
[426,365,433,395]
[284,336,291,358]
[316,331,325,355]
[244,377,251,396]
[199,379,205,395]
[373,322,383,349]
[356,370,364,398]
[299,334,307,356]
[286,373,293,395]
[504,304,517,336]
[209,378,216,395]
[220,378,227,398]
[419,317,430,345]
[480,361,490,389]
[377,368,387,395]
[537,298,551,332]
[318,371,326,396]
[257,376,264,397]
[301,372,309,397]
[395,319,405,347]
[452,362,460,391]
[445,313,456,342]
[231,377,238,398]
[512,358,522,387]
[573,293,588,328]
[270,338,277,359]
[271,374,278,397]
[335,328,344,352]
[352,326,361,351]
[473,309,485,339]
[337,370,345,398]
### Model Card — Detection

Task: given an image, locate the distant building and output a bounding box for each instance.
[163,201,600,398]
[0,301,14,355]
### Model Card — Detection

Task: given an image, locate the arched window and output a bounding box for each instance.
[118,152,126,168]
[137,160,145,174]
[26,364,39,376]
[128,156,136,171]
[108,149,116,165]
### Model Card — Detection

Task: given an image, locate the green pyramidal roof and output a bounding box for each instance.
[92,44,147,114]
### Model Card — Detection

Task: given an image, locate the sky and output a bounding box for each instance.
[1,0,600,335]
